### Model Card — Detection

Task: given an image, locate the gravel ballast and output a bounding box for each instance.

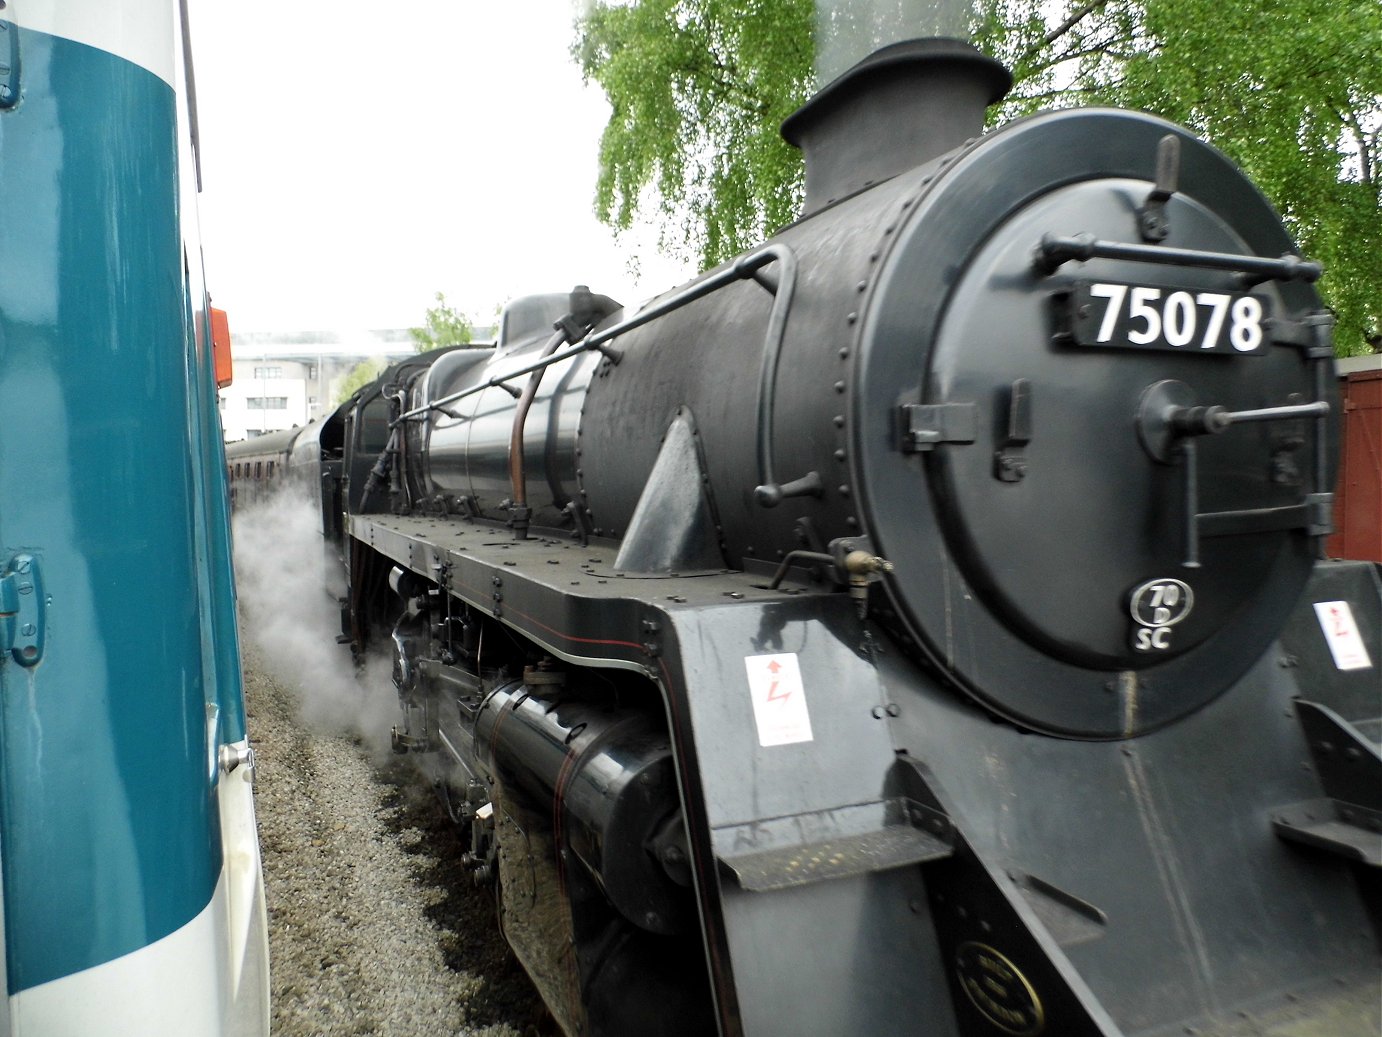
[243,635,550,1036]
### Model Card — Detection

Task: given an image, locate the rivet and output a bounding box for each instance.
[833,415,845,427]
[847,312,857,325]
[834,449,847,461]
[838,485,851,497]
[834,381,846,393]
[856,281,867,293]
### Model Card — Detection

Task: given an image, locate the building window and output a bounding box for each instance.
[245,397,289,409]
[253,366,283,379]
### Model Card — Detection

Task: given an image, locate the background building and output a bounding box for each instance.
[218,324,513,441]
[219,329,416,441]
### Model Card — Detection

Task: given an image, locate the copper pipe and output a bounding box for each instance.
[507,328,569,538]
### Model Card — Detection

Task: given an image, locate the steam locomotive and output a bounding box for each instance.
[0,2,269,1033]
[232,38,1380,1037]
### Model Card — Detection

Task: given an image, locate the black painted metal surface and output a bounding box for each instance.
[300,39,1380,1037]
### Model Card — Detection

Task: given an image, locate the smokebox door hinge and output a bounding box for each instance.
[897,402,977,454]
[1,554,45,667]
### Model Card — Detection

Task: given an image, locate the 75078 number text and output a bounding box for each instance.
[1067,281,1270,356]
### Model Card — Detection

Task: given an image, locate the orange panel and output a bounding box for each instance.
[210,307,233,388]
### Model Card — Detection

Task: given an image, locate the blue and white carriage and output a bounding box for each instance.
[0,3,269,1032]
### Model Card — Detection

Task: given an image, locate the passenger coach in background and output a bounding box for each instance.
[278,36,1379,1037]
[226,427,300,509]
[0,4,269,1034]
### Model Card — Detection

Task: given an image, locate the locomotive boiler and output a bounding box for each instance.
[281,38,1379,1037]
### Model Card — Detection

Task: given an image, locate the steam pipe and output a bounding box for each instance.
[395,245,803,427]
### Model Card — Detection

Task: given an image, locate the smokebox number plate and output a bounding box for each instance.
[1068,280,1270,355]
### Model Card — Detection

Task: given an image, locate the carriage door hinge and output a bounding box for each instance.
[1,555,45,666]
[0,18,18,110]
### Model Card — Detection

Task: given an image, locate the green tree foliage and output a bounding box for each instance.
[1111,0,1381,355]
[333,357,385,405]
[969,0,1144,119]
[409,292,475,352]
[574,0,1380,354]
[573,0,815,265]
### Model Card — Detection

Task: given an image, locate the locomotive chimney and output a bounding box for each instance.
[781,38,1012,216]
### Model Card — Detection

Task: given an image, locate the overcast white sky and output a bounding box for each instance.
[186,1,693,333]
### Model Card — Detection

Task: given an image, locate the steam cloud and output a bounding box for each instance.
[232,496,397,757]
[814,0,976,85]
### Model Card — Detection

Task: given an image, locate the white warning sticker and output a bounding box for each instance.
[1313,601,1374,671]
[744,653,813,747]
